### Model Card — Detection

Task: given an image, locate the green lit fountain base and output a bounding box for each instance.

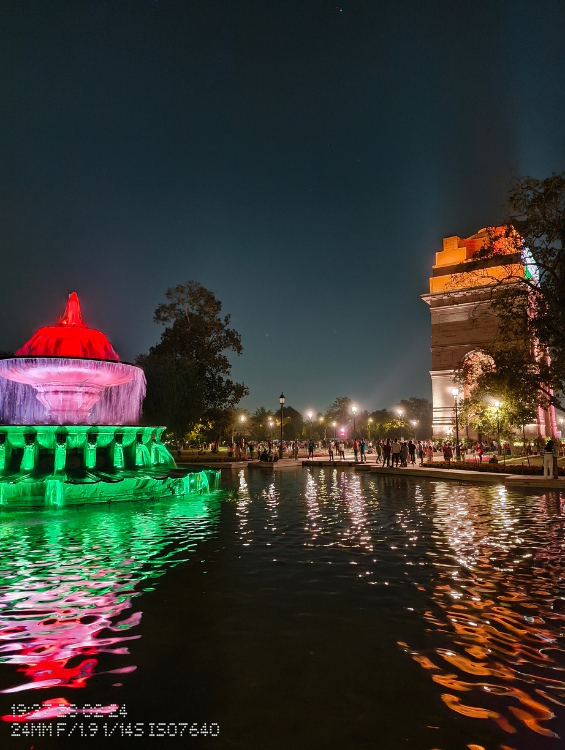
[0,426,220,510]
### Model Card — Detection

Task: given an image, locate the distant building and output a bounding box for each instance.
[421,228,557,441]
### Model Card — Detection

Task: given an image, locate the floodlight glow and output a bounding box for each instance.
[495,400,500,408]
[452,387,459,397]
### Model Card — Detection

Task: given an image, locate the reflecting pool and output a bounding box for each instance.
[0,469,564,749]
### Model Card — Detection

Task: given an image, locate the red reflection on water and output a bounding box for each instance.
[0,576,139,696]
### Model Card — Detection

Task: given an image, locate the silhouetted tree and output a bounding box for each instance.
[137,281,248,438]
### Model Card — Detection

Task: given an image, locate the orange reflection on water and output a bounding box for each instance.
[403,485,565,741]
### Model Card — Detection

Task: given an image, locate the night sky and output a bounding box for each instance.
[1,0,564,414]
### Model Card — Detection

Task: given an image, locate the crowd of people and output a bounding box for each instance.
[178,436,563,465]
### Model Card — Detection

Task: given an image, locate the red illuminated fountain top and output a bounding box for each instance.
[15,292,120,361]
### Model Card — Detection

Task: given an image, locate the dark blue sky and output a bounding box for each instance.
[1,0,564,414]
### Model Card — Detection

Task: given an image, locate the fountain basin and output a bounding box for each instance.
[0,358,142,425]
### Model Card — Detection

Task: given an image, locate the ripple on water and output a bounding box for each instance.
[0,495,220,705]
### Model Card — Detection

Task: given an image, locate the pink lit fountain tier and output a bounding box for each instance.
[0,293,146,426]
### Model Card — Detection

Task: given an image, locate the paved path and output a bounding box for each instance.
[301,459,565,490]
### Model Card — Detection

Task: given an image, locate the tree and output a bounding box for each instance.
[137,281,248,438]
[461,173,565,409]
[398,397,433,437]
[324,397,353,427]
[279,405,303,441]
[136,354,204,441]
[456,347,539,446]
[368,409,394,439]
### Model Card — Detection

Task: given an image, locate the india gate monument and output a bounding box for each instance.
[422,228,558,441]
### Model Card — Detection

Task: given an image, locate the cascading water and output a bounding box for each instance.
[0,359,146,425]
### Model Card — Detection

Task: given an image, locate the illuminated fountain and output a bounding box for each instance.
[0,293,218,508]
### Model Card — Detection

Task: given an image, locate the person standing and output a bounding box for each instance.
[418,441,424,466]
[376,441,382,463]
[443,442,453,466]
[360,439,367,463]
[544,438,555,478]
[400,441,408,467]
[353,439,359,463]
[308,439,315,460]
[383,439,391,467]
[328,441,334,462]
[391,438,401,467]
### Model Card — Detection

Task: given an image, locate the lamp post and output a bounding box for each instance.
[397,409,403,440]
[268,419,274,441]
[368,417,373,440]
[308,411,313,439]
[319,416,327,440]
[332,421,337,439]
[352,406,357,439]
[495,400,501,456]
[451,388,460,460]
[412,420,418,440]
[279,393,285,459]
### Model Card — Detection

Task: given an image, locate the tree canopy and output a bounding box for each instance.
[137,281,248,439]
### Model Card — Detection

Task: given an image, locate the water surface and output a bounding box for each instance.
[0,468,564,750]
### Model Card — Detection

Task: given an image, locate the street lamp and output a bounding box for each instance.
[279,393,285,459]
[411,419,418,440]
[368,417,373,440]
[307,411,313,439]
[494,400,501,456]
[319,416,327,440]
[397,409,403,440]
[268,419,274,440]
[352,406,357,439]
[332,421,337,438]
[452,388,460,460]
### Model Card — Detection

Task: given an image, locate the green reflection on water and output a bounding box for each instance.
[0,493,221,694]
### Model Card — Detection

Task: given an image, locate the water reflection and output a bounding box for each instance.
[403,483,565,741]
[234,469,252,548]
[0,496,219,699]
[284,470,565,743]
